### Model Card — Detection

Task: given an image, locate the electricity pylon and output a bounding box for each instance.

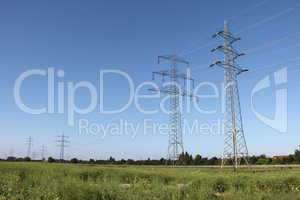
[150,54,195,163]
[41,145,46,161]
[32,151,37,160]
[56,134,70,161]
[25,136,33,158]
[9,149,15,157]
[210,21,249,171]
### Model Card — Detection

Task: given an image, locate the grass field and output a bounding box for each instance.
[0,162,300,200]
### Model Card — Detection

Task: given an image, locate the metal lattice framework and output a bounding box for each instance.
[151,54,195,162]
[56,133,70,161]
[41,145,46,161]
[25,136,33,158]
[210,21,249,171]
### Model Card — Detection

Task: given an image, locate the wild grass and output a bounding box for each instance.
[0,162,300,200]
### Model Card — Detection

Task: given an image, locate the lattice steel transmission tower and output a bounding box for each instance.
[151,54,195,162]
[41,145,46,161]
[56,134,70,161]
[26,136,33,158]
[210,21,249,171]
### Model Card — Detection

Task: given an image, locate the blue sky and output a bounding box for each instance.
[0,0,300,160]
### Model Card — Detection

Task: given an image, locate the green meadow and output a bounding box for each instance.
[0,162,300,200]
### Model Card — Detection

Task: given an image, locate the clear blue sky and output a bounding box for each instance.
[1,0,300,160]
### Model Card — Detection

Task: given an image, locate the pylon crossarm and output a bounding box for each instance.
[211,45,240,57]
[210,61,248,75]
[232,53,245,61]
[158,55,189,66]
[212,30,241,44]
[176,73,195,82]
[152,70,170,76]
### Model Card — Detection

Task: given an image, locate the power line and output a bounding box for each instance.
[244,31,300,55]
[179,0,272,57]
[226,0,271,22]
[179,40,216,57]
[179,3,299,57]
[288,67,300,74]
[244,64,300,79]
[250,56,300,72]
[237,5,299,34]
[191,46,300,79]
[210,21,250,171]
[190,32,300,75]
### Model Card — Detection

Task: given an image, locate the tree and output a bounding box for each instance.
[178,152,194,165]
[249,155,258,165]
[120,159,126,164]
[187,153,193,165]
[47,157,55,163]
[287,155,295,163]
[6,156,17,161]
[126,159,135,165]
[271,158,281,165]
[294,150,300,163]
[194,154,202,165]
[109,156,115,164]
[159,158,166,165]
[207,157,219,165]
[70,158,79,163]
[256,157,268,165]
[24,157,31,162]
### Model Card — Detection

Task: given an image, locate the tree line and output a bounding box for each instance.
[3,149,300,165]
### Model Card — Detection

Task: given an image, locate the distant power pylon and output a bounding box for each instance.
[56,134,70,161]
[25,136,33,158]
[210,21,249,171]
[41,145,46,161]
[151,54,195,163]
[32,151,37,160]
[9,148,15,157]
